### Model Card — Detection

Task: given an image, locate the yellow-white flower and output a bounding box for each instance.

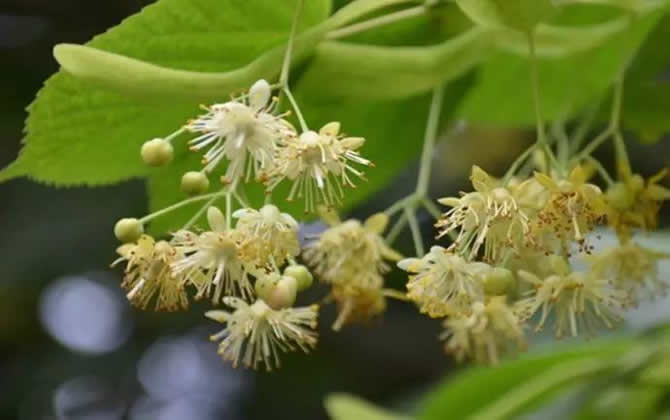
[398,246,487,317]
[171,207,252,303]
[206,297,318,371]
[264,122,371,212]
[442,297,526,364]
[112,235,189,311]
[329,273,389,331]
[187,79,295,183]
[303,212,401,287]
[436,166,530,262]
[517,267,627,338]
[533,166,607,253]
[232,204,300,267]
[589,242,670,303]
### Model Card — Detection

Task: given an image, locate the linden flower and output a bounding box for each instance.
[232,204,300,267]
[303,211,402,284]
[112,235,189,311]
[516,268,627,338]
[589,243,670,302]
[441,297,526,364]
[206,297,318,371]
[436,166,531,262]
[606,170,670,239]
[264,122,371,212]
[533,166,608,253]
[171,207,252,303]
[398,246,487,317]
[186,79,295,183]
[329,274,390,331]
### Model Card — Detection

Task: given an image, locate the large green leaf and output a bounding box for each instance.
[420,339,634,420]
[0,0,330,186]
[325,394,413,420]
[457,9,664,124]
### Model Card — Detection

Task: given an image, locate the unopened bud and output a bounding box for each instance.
[141,138,173,166]
[114,218,143,243]
[284,265,313,292]
[181,171,210,196]
[483,267,514,295]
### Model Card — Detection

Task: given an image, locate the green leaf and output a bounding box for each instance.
[456,0,556,32]
[457,9,664,124]
[296,28,488,100]
[0,0,331,185]
[325,394,413,420]
[621,14,670,143]
[420,339,634,420]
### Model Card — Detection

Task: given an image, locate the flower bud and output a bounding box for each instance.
[207,206,226,233]
[181,171,210,196]
[606,182,634,210]
[248,79,271,109]
[255,272,280,300]
[114,218,144,243]
[141,138,173,166]
[483,267,514,295]
[284,265,313,292]
[319,121,341,137]
[265,276,298,310]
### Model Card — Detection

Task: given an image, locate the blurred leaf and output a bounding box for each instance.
[0,0,330,185]
[325,394,413,420]
[420,339,634,420]
[575,386,665,420]
[455,0,556,32]
[621,14,670,143]
[457,9,665,124]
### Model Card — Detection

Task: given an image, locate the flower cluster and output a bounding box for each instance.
[303,209,403,330]
[112,79,385,370]
[400,161,669,364]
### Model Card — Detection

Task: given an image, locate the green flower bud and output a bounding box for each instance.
[114,218,143,243]
[181,171,210,196]
[483,267,514,295]
[283,265,313,292]
[141,138,173,166]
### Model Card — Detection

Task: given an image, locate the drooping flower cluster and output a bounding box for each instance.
[112,79,381,370]
[399,162,669,364]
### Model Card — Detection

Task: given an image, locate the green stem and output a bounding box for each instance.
[422,197,442,219]
[327,5,426,39]
[283,86,309,132]
[280,0,304,88]
[574,127,613,162]
[585,156,615,186]
[139,190,227,224]
[406,206,425,257]
[610,77,632,177]
[570,101,601,154]
[503,143,537,184]
[527,32,553,171]
[385,213,408,244]
[183,193,221,230]
[416,84,445,196]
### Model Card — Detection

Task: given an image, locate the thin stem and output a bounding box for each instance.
[585,156,615,186]
[183,193,221,230]
[527,32,552,171]
[139,190,227,224]
[327,5,426,40]
[503,143,537,184]
[283,86,308,132]
[385,213,408,244]
[422,197,442,219]
[570,101,601,153]
[609,77,632,177]
[574,128,613,162]
[384,195,413,217]
[279,0,304,88]
[416,84,445,196]
[225,191,232,229]
[406,206,425,257]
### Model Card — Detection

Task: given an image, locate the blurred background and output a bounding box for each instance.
[1,1,670,420]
